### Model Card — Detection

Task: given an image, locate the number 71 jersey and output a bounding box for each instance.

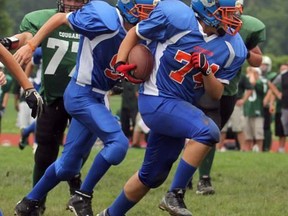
[20,9,79,105]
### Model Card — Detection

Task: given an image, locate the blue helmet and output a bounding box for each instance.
[191,0,243,35]
[117,0,158,25]
[57,0,90,12]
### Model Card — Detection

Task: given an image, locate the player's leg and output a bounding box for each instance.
[104,132,185,216]
[263,107,272,151]
[15,117,94,216]
[31,99,70,214]
[63,80,129,215]
[196,94,237,195]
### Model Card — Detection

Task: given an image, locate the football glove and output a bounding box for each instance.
[24,88,44,118]
[0,36,19,50]
[190,52,211,76]
[114,61,143,84]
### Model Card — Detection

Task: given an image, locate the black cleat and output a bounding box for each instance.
[67,174,82,196]
[14,197,40,216]
[196,176,215,195]
[159,189,192,216]
[18,129,29,150]
[67,190,93,216]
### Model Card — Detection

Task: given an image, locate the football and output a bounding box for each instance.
[128,44,154,81]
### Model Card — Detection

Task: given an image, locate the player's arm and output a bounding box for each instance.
[246,45,262,67]
[13,13,69,66]
[115,26,141,83]
[0,71,7,86]
[0,44,44,118]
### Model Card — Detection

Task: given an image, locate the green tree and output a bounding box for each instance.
[0,0,13,37]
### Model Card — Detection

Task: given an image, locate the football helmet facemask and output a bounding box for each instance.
[191,0,243,35]
[117,0,159,25]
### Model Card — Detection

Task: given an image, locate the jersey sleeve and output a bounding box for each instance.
[67,2,118,40]
[19,9,56,35]
[136,1,193,43]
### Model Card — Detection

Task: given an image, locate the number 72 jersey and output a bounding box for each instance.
[20,9,79,105]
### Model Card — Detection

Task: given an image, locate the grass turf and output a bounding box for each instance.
[0,146,288,216]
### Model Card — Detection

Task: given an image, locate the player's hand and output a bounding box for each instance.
[114,61,143,84]
[24,88,44,118]
[13,44,34,66]
[190,52,211,76]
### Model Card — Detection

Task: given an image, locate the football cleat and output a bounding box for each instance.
[18,129,29,150]
[196,176,215,195]
[96,209,110,216]
[14,197,40,216]
[159,189,192,216]
[67,190,93,216]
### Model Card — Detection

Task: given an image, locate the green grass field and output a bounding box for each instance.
[1,94,288,215]
[1,146,288,216]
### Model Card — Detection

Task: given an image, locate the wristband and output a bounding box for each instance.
[246,51,251,59]
[27,41,36,52]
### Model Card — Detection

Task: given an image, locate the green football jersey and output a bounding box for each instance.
[19,9,80,105]
[243,78,268,117]
[223,15,266,96]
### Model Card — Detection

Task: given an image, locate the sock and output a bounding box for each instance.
[170,158,197,190]
[108,190,136,216]
[27,163,60,201]
[198,145,215,178]
[80,154,111,194]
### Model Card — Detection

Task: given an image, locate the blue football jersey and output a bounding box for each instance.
[67,1,127,91]
[137,0,247,105]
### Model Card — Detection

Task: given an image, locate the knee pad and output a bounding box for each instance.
[101,134,129,165]
[55,162,80,181]
[139,168,171,188]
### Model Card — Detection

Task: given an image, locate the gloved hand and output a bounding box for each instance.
[190,52,211,76]
[0,36,19,50]
[114,61,143,84]
[24,88,44,118]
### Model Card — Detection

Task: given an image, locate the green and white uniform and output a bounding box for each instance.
[18,9,83,195]
[20,9,80,105]
[223,15,266,97]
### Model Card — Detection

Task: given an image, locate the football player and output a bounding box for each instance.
[99,0,247,215]
[1,0,89,215]
[14,0,156,216]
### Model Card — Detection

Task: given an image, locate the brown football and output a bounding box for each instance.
[128,44,154,81]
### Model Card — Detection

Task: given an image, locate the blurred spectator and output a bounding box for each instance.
[260,56,277,151]
[244,67,266,152]
[131,112,149,148]
[268,63,288,152]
